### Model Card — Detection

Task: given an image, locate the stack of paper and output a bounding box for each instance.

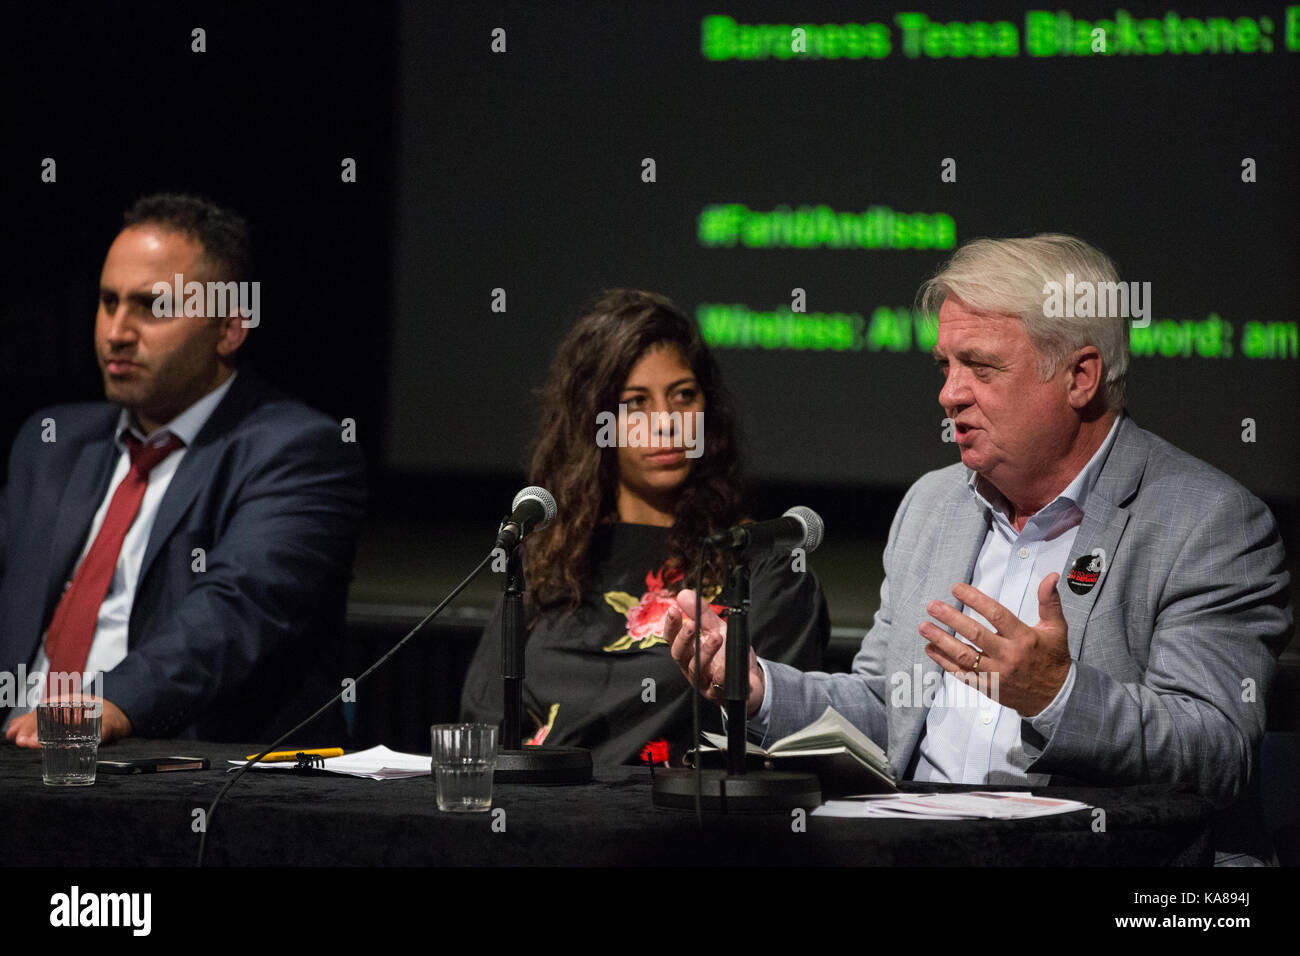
[813,791,1091,820]
[230,745,431,780]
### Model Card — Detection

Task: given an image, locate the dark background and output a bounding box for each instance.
[2,2,1296,697]
[390,1,1299,497]
[2,0,1298,882]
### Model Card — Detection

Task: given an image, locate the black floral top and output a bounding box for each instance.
[460,523,830,765]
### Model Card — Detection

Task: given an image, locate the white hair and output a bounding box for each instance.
[917,234,1130,410]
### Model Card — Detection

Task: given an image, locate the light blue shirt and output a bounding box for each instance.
[912,415,1122,785]
[751,415,1122,786]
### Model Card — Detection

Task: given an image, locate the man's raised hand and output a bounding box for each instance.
[665,589,765,718]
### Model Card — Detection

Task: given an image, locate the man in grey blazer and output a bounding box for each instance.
[667,234,1292,863]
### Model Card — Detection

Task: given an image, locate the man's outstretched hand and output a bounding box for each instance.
[919,573,1072,717]
[665,590,765,718]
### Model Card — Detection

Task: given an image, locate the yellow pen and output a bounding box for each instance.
[244,747,344,763]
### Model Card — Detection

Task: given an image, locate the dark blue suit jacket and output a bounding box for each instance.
[0,371,366,741]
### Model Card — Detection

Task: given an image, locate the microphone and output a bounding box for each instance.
[494,486,557,551]
[708,506,824,556]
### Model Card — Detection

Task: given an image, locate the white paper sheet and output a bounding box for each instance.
[812,791,1091,820]
[229,745,431,780]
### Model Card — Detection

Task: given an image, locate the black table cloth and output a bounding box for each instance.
[0,739,1214,866]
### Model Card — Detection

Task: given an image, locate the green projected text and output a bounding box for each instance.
[698,305,935,352]
[699,304,1299,359]
[1130,314,1299,358]
[702,9,1299,61]
[698,205,955,250]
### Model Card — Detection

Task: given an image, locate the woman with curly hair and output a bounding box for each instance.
[460,289,828,764]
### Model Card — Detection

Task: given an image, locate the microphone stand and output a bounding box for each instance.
[493,540,592,784]
[651,546,820,812]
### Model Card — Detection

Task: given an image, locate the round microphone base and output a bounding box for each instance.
[494,746,593,785]
[650,768,821,813]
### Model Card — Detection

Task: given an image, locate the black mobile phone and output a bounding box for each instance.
[96,756,210,774]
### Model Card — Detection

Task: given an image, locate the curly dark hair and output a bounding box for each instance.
[524,289,746,609]
[123,193,251,283]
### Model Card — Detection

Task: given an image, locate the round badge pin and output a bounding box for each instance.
[1067,552,1103,595]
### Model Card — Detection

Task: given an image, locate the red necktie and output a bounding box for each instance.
[44,433,186,683]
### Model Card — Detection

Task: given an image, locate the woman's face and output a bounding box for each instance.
[613,343,705,523]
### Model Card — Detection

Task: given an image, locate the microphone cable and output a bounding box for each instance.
[196,549,495,866]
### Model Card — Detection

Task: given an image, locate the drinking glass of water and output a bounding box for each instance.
[430,723,497,812]
[37,698,103,786]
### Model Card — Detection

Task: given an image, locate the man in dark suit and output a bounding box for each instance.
[1,194,366,745]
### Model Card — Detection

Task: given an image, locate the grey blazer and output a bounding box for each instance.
[762,416,1292,859]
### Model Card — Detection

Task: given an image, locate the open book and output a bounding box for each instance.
[699,706,897,794]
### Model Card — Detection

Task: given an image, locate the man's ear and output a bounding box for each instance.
[1066,345,1104,409]
[216,311,249,359]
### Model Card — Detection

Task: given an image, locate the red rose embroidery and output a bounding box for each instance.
[602,564,724,653]
[625,590,677,641]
